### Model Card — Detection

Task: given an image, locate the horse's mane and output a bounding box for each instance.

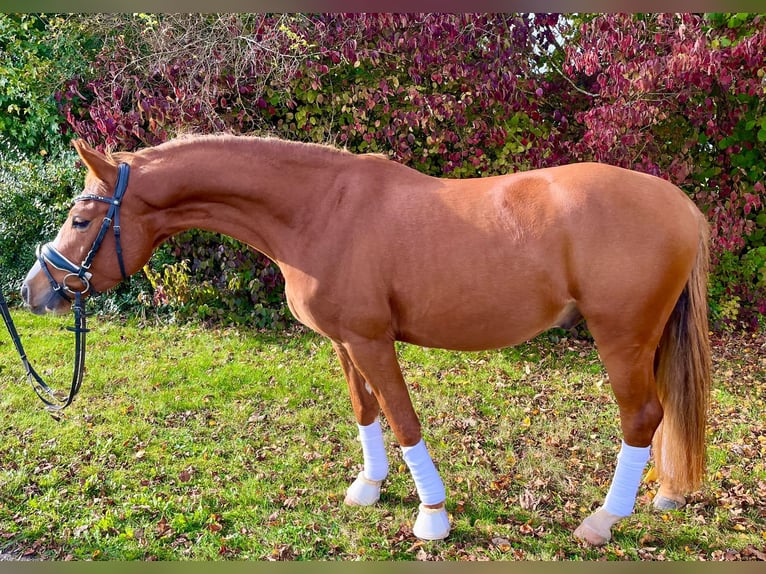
[118,133,391,164]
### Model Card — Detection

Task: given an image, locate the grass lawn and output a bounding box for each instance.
[1,312,764,561]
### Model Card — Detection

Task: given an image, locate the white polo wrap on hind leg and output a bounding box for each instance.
[603,440,651,516]
[402,439,450,540]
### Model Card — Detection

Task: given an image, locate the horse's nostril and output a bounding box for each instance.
[20,283,29,304]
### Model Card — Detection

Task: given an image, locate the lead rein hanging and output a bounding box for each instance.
[0,286,89,415]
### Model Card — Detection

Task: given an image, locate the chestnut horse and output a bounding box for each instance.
[22,135,710,545]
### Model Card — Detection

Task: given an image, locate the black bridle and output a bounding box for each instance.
[0,162,130,413]
[37,162,130,300]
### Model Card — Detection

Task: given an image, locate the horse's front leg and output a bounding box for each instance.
[339,337,451,541]
[333,342,389,506]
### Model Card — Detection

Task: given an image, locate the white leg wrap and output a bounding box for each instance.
[574,441,650,546]
[401,439,450,540]
[345,418,388,507]
[603,440,651,517]
[358,418,388,482]
[401,439,446,506]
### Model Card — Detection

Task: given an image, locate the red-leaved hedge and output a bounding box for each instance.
[59,13,766,329]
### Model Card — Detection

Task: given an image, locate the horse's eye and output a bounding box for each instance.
[72,217,91,230]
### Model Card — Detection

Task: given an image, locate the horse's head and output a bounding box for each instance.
[21,140,149,315]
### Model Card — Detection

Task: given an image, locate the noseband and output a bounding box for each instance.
[0,162,131,413]
[37,162,130,300]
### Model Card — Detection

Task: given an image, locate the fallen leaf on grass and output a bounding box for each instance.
[519,488,542,510]
[178,468,193,482]
[639,533,657,547]
[491,537,512,553]
[156,516,172,538]
[267,544,295,561]
[742,545,766,561]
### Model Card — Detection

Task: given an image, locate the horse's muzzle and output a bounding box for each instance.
[21,261,72,315]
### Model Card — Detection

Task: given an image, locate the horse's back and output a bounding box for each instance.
[286,158,704,351]
[380,162,703,350]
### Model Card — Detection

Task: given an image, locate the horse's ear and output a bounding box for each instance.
[73,139,117,183]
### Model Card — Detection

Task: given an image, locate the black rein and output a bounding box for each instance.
[0,289,87,413]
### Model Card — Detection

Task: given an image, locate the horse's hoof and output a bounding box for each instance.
[413,504,451,540]
[573,520,611,546]
[652,493,686,511]
[344,472,383,506]
[573,507,621,546]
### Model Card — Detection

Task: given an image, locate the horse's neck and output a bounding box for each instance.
[139,138,345,263]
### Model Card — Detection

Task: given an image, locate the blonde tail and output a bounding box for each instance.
[653,218,711,492]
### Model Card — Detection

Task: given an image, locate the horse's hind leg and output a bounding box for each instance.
[333,342,389,506]
[339,337,451,540]
[574,334,663,546]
